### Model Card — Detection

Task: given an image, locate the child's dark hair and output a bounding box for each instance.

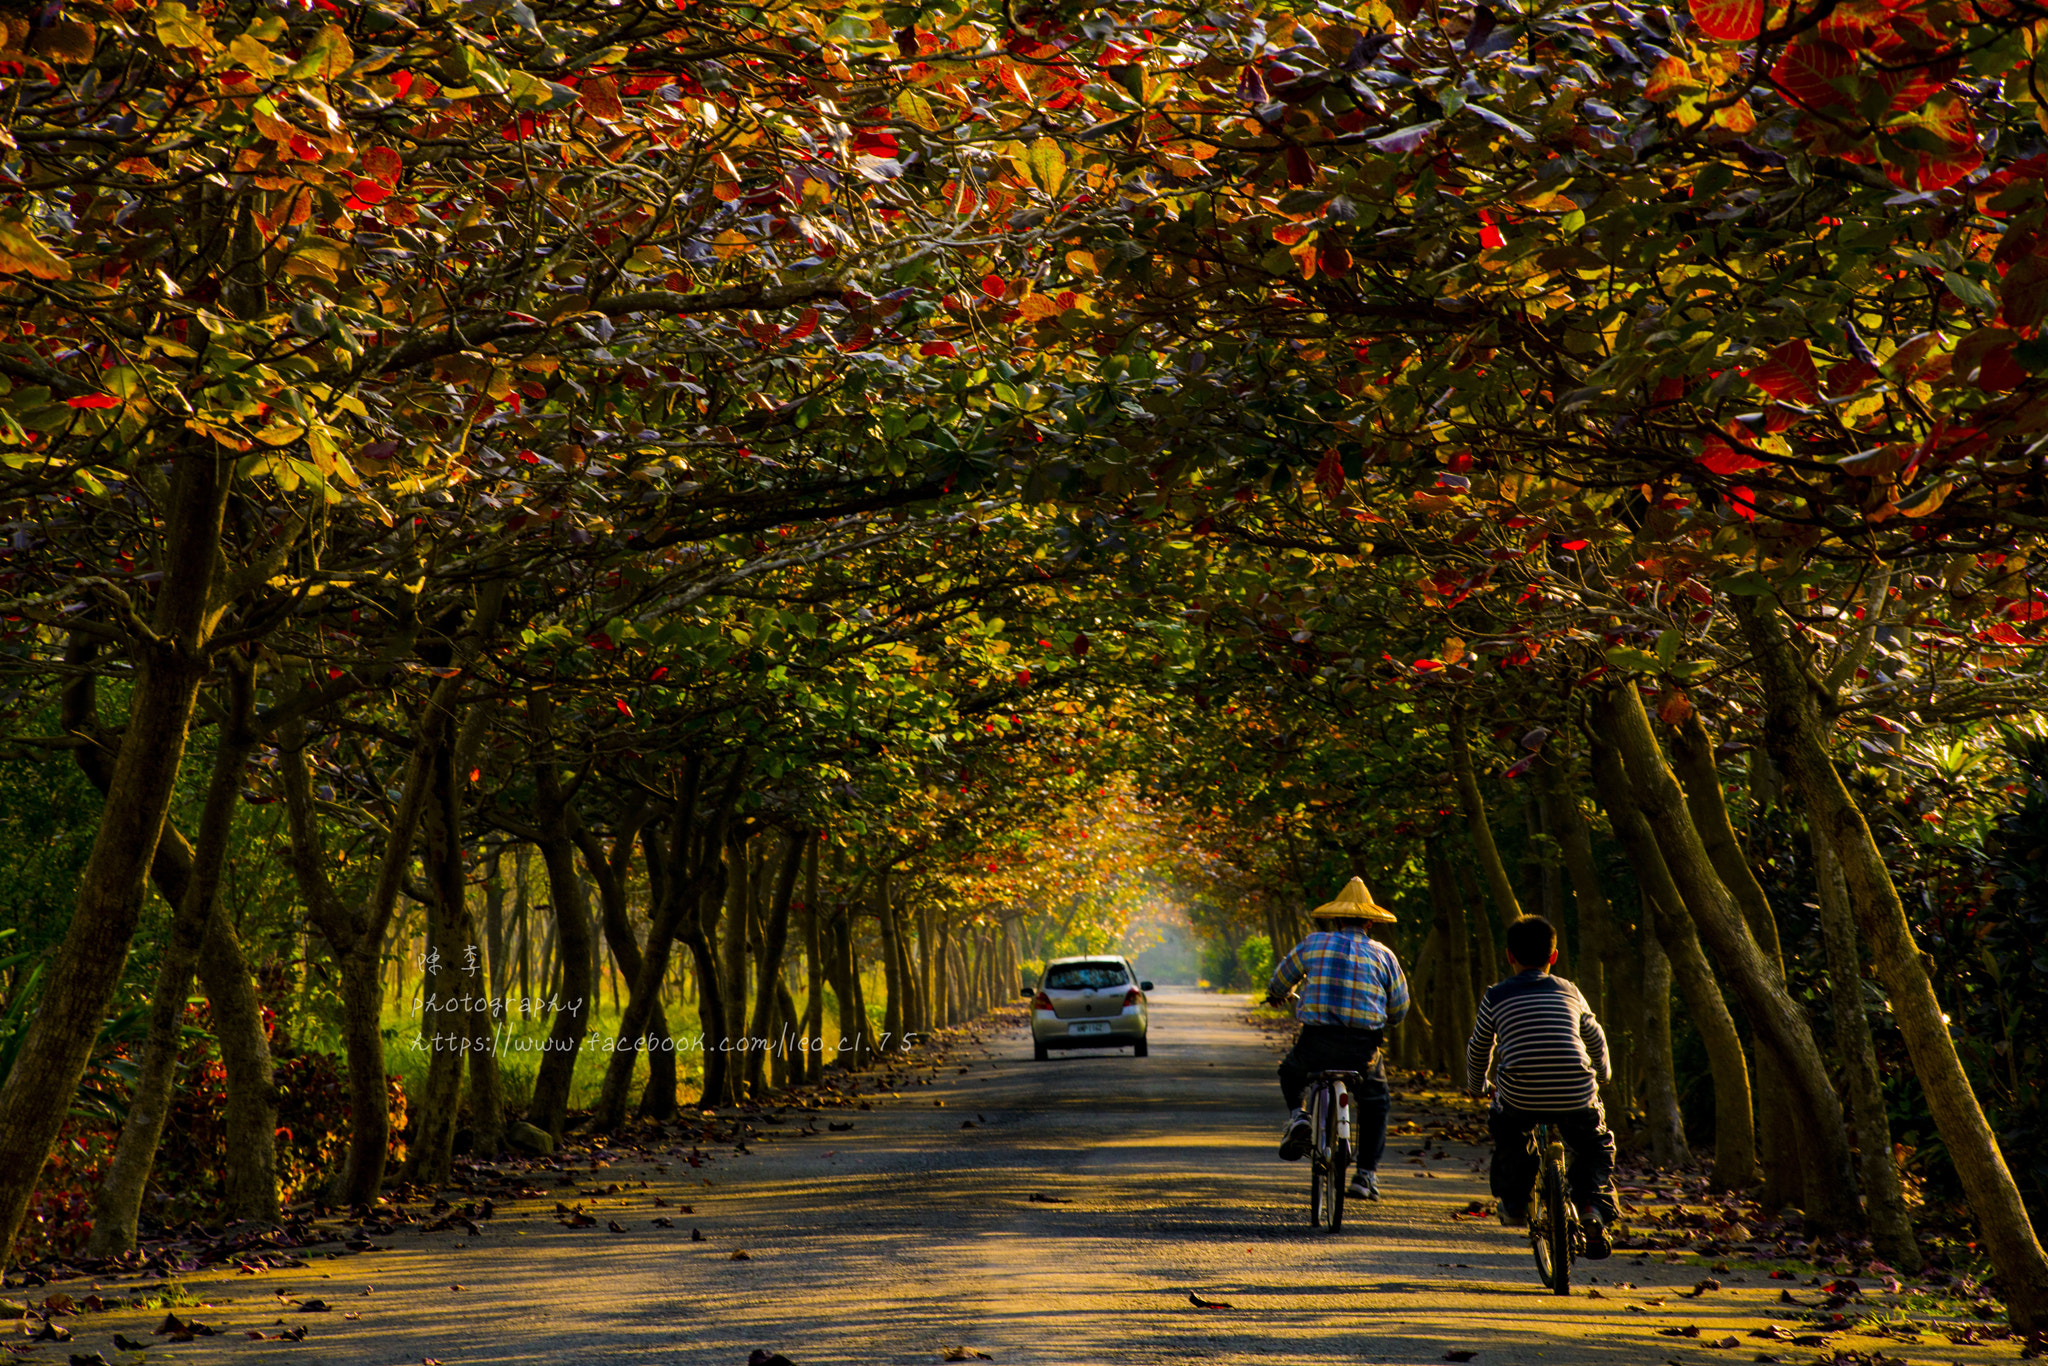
[1505,915,1556,968]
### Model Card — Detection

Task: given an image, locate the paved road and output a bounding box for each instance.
[36,990,2018,1366]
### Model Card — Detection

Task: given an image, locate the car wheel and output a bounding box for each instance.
[1034,1041,1049,1061]
[1133,1037,1149,1058]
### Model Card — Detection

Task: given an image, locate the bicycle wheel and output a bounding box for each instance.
[1325,1136,1349,1233]
[1540,1144,1572,1295]
[1308,1090,1327,1227]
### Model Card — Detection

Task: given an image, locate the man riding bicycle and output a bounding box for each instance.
[1466,914,1618,1259]
[1264,878,1409,1203]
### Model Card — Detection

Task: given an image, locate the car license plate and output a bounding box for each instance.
[1069,1022,1111,1035]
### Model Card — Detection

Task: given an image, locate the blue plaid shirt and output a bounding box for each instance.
[1268,929,1410,1032]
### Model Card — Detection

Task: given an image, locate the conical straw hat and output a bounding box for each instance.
[1310,876,1397,923]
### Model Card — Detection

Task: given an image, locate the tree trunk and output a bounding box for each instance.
[1541,755,1606,1019]
[745,832,805,1097]
[720,835,752,1058]
[1639,911,1693,1169]
[1811,828,1921,1268]
[198,907,281,1220]
[877,875,904,1049]
[1587,735,1757,1190]
[1594,685,1855,1229]
[528,785,596,1141]
[1739,596,2048,1320]
[1448,709,1525,927]
[802,841,825,1084]
[87,663,260,1252]
[0,456,230,1270]
[1667,713,1802,1205]
[1541,752,1632,1125]
[1423,839,1476,1088]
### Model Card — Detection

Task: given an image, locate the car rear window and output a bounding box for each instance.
[1043,962,1130,990]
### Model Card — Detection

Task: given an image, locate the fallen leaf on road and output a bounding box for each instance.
[653,1217,675,1229]
[747,1352,797,1366]
[41,1296,76,1317]
[1657,1325,1701,1338]
[828,1122,854,1132]
[1444,1353,1478,1362]
[112,1335,148,1351]
[939,1347,991,1361]
[1703,1337,1739,1350]
[301,1299,332,1312]
[960,1121,976,1130]
[1188,1292,1233,1309]
[30,1324,70,1344]
[65,1352,109,1366]
[1585,1289,1603,1299]
[1684,1278,1722,1298]
[1028,1194,1070,1204]
[692,1228,706,1241]
[609,1220,631,1233]
[730,1249,752,1261]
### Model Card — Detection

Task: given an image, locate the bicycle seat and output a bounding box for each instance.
[1308,1069,1365,1082]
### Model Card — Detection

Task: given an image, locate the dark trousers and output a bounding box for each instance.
[1279,1024,1391,1173]
[1489,1104,1617,1219]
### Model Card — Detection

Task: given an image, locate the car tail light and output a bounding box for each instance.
[1032,991,1054,1011]
[1123,988,1142,1007]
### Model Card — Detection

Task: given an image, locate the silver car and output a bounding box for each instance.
[1027,956,1152,1059]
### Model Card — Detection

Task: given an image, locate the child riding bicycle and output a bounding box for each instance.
[1264,878,1409,1203]
[1465,914,1619,1259]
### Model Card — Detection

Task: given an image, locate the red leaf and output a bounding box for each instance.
[346,178,392,206]
[1826,360,1880,395]
[980,273,1006,299]
[614,698,634,718]
[1729,485,1760,520]
[1692,0,1765,40]
[1976,343,2027,392]
[1559,539,1591,550]
[1658,690,1695,723]
[650,665,670,681]
[919,341,957,357]
[1315,447,1346,498]
[359,146,404,183]
[1699,435,1768,474]
[1412,659,1444,671]
[1746,339,1821,404]
[65,393,120,408]
[1071,632,1090,657]
[1478,210,1505,250]
[1015,669,1032,686]
[1771,37,1857,111]
[783,308,820,342]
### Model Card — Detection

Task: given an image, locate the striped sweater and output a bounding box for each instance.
[1465,970,1610,1110]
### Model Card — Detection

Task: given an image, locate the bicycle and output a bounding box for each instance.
[1525,1121,1579,1295]
[1303,1068,1359,1232]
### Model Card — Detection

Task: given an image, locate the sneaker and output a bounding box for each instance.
[1347,1171,1379,1201]
[1278,1111,1312,1162]
[1497,1203,1529,1228]
[1579,1205,1613,1260]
